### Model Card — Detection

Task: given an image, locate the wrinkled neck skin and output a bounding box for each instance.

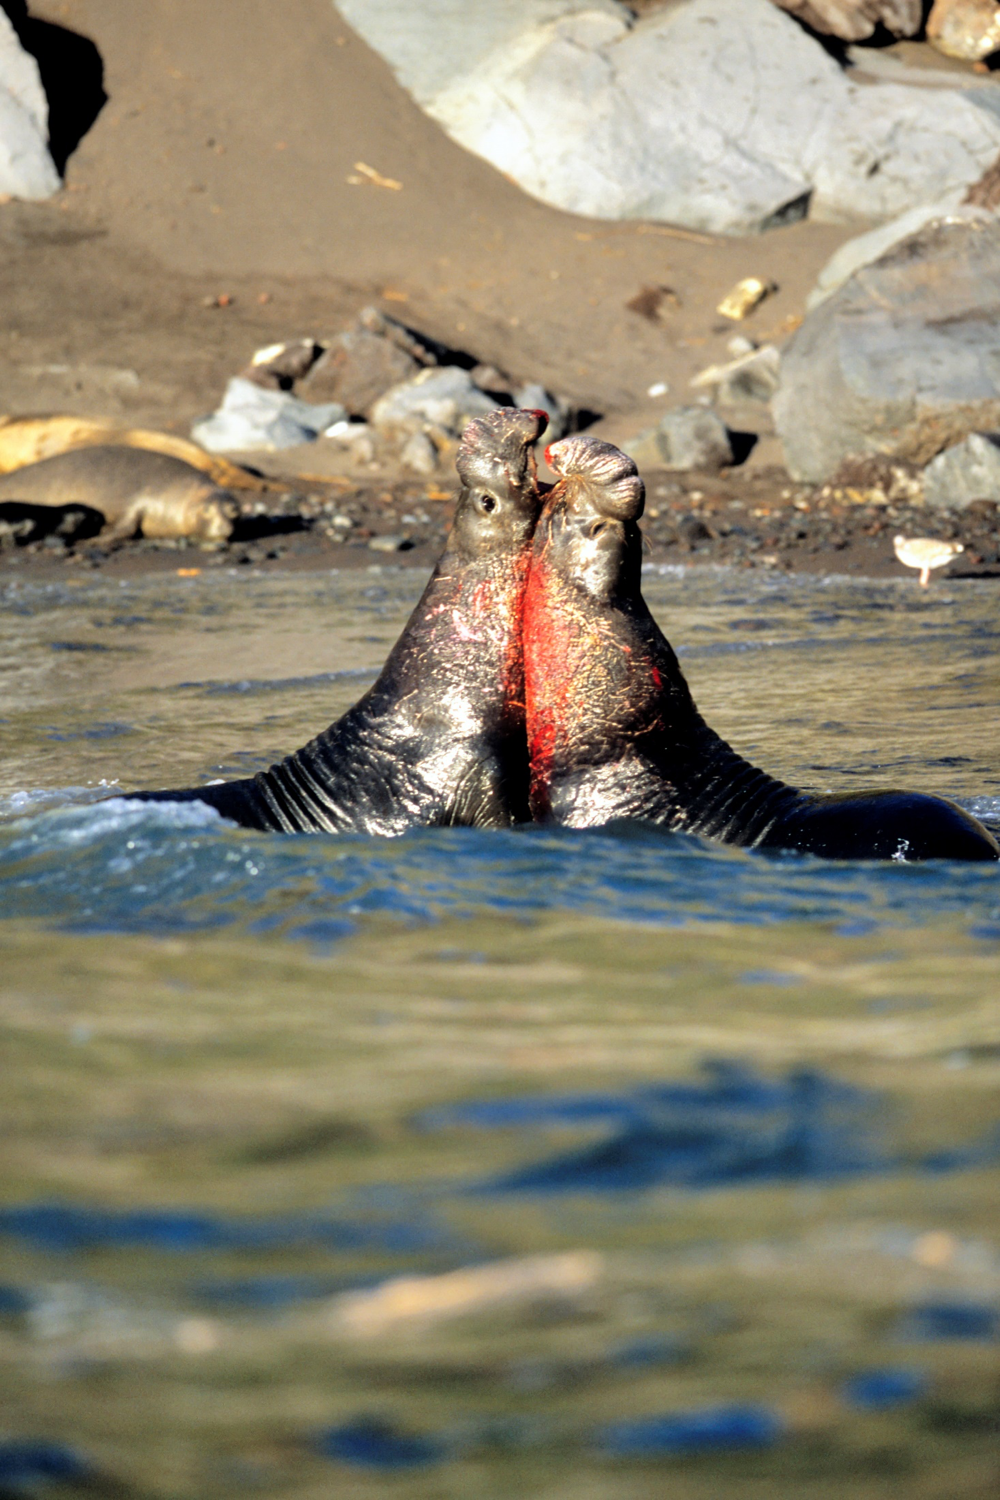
[524,483,998,861]
[525,498,769,836]
[251,489,535,835]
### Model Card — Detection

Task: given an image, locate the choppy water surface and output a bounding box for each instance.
[0,564,997,1499]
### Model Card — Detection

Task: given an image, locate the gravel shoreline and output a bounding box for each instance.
[3,465,998,585]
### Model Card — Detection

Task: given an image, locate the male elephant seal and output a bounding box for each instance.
[133,407,548,834]
[0,446,237,541]
[523,435,998,862]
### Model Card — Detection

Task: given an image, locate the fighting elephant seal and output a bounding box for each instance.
[523,435,998,862]
[0,445,237,541]
[132,407,548,834]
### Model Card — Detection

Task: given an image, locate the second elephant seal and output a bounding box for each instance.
[523,435,998,862]
[0,446,237,541]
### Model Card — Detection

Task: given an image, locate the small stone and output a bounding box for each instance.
[716,277,776,321]
[691,345,781,403]
[927,0,1000,61]
[400,430,438,475]
[368,533,413,552]
[922,432,1000,509]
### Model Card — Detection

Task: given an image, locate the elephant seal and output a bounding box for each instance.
[133,407,548,834]
[524,436,999,862]
[0,414,267,491]
[0,446,237,541]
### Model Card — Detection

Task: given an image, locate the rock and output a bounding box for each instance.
[400,430,438,475]
[805,199,989,310]
[691,345,781,403]
[770,1,922,41]
[0,10,59,200]
[241,339,323,391]
[773,217,1000,482]
[927,0,1000,62]
[369,366,498,438]
[191,377,346,453]
[368,533,413,552]
[716,277,776,321]
[513,381,571,442]
[624,408,734,472]
[338,0,1000,235]
[922,432,1000,508]
[302,306,437,415]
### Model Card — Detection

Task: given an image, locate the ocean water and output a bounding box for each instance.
[0,563,997,1499]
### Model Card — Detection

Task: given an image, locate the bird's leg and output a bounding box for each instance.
[920,568,930,587]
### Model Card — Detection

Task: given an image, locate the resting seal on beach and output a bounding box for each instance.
[132,407,548,834]
[0,446,237,541]
[523,436,999,862]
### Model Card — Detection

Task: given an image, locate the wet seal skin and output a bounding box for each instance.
[135,408,547,833]
[524,435,999,862]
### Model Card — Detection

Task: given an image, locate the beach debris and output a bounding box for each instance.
[774,217,1000,481]
[817,453,923,507]
[192,377,345,453]
[0,414,268,490]
[893,534,964,586]
[716,276,776,321]
[647,380,670,397]
[922,432,1000,509]
[346,160,403,190]
[624,407,733,472]
[927,0,1000,60]
[691,344,781,402]
[0,10,60,199]
[328,1251,603,1337]
[626,284,680,321]
[896,1299,998,1341]
[337,0,1000,235]
[241,338,323,390]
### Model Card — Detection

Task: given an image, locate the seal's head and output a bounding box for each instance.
[535,435,644,599]
[449,408,548,559]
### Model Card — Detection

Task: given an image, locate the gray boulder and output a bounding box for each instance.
[624,408,734,472]
[301,306,437,415]
[337,0,1000,235]
[922,433,1000,509]
[0,11,59,200]
[369,366,498,437]
[773,217,1000,482]
[805,200,991,310]
[192,378,346,453]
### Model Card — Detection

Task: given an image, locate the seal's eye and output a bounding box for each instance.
[477,493,498,514]
[588,519,612,539]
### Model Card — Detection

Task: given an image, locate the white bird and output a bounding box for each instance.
[893,535,964,587]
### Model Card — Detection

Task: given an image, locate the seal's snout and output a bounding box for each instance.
[546,435,644,521]
[456,407,547,496]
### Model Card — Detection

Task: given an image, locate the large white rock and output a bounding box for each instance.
[336,0,1000,235]
[192,377,346,452]
[0,10,59,200]
[773,217,1000,482]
